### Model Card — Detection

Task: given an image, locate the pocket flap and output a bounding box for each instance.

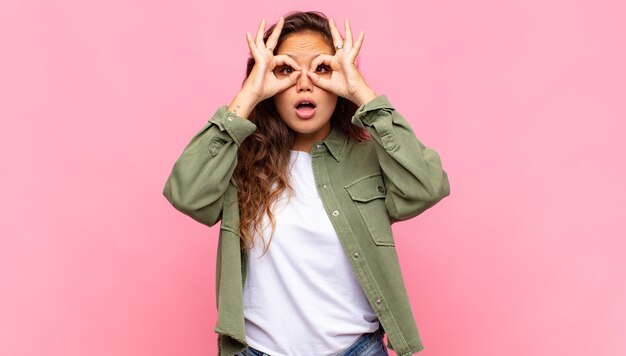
[345,173,386,202]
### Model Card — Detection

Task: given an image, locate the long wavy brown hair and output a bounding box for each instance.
[233,11,370,255]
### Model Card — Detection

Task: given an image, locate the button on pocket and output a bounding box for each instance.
[345,173,395,246]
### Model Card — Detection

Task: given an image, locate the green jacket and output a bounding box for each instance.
[163,95,450,356]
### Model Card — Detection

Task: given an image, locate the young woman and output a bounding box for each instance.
[163,11,450,356]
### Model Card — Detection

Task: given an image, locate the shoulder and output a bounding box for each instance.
[347,136,376,154]
[342,137,381,170]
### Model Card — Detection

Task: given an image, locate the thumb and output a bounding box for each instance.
[307,71,331,91]
[274,71,300,93]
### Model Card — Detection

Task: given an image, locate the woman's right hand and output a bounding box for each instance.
[241,17,302,103]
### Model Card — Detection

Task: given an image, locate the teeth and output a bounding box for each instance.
[297,101,314,108]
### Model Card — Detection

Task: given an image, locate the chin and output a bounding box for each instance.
[288,116,331,132]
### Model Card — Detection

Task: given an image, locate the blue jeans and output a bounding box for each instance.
[234,328,389,356]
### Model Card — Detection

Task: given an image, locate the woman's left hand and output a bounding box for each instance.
[307,18,377,106]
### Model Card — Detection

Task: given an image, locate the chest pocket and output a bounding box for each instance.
[345,173,395,246]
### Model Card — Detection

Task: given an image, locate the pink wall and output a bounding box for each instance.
[1,0,624,355]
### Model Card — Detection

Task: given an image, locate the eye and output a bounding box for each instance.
[315,64,330,73]
[276,65,294,75]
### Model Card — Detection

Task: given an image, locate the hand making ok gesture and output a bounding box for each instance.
[307,18,377,106]
[242,17,302,103]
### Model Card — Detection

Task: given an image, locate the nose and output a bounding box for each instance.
[295,70,312,92]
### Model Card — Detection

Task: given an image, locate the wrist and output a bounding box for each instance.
[352,87,377,107]
[228,90,259,119]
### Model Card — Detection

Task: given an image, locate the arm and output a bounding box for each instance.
[162,104,256,227]
[351,95,450,222]
[303,18,449,221]
[163,16,303,227]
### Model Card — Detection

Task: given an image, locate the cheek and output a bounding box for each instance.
[322,96,338,112]
[273,95,290,113]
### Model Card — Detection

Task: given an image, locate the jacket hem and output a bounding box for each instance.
[214,327,248,356]
[388,342,425,356]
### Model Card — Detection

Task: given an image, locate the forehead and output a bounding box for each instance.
[276,31,334,59]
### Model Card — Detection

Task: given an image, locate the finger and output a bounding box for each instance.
[329,18,344,50]
[245,31,259,56]
[265,16,284,51]
[276,71,300,92]
[307,71,332,91]
[255,18,266,47]
[344,19,353,49]
[288,71,301,83]
[309,53,334,72]
[274,54,302,71]
[351,31,365,59]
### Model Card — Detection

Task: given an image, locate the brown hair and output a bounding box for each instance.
[233,11,369,255]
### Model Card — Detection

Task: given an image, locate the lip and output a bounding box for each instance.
[294,98,317,120]
[295,106,317,119]
[294,98,317,108]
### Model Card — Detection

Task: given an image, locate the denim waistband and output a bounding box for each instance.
[335,328,384,356]
[241,328,384,356]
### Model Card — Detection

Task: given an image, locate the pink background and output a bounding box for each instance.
[1,0,624,355]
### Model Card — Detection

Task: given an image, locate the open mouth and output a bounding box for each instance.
[295,100,317,119]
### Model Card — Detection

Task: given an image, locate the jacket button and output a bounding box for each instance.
[322,184,328,189]
[375,298,382,305]
[377,185,384,193]
[332,210,339,216]
[353,252,360,258]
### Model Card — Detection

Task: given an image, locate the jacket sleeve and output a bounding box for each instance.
[351,95,450,223]
[163,105,257,227]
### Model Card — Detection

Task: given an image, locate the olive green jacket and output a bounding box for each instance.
[163,95,450,356]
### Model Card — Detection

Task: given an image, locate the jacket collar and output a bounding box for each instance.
[316,125,346,162]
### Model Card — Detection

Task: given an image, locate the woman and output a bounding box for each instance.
[163,11,450,356]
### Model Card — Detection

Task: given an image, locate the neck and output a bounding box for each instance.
[291,126,331,153]
[291,135,316,152]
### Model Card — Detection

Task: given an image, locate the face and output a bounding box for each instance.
[273,30,338,151]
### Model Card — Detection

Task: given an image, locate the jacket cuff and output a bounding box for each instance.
[351,95,395,129]
[208,105,257,146]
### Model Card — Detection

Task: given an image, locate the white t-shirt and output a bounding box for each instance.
[243,150,380,356]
